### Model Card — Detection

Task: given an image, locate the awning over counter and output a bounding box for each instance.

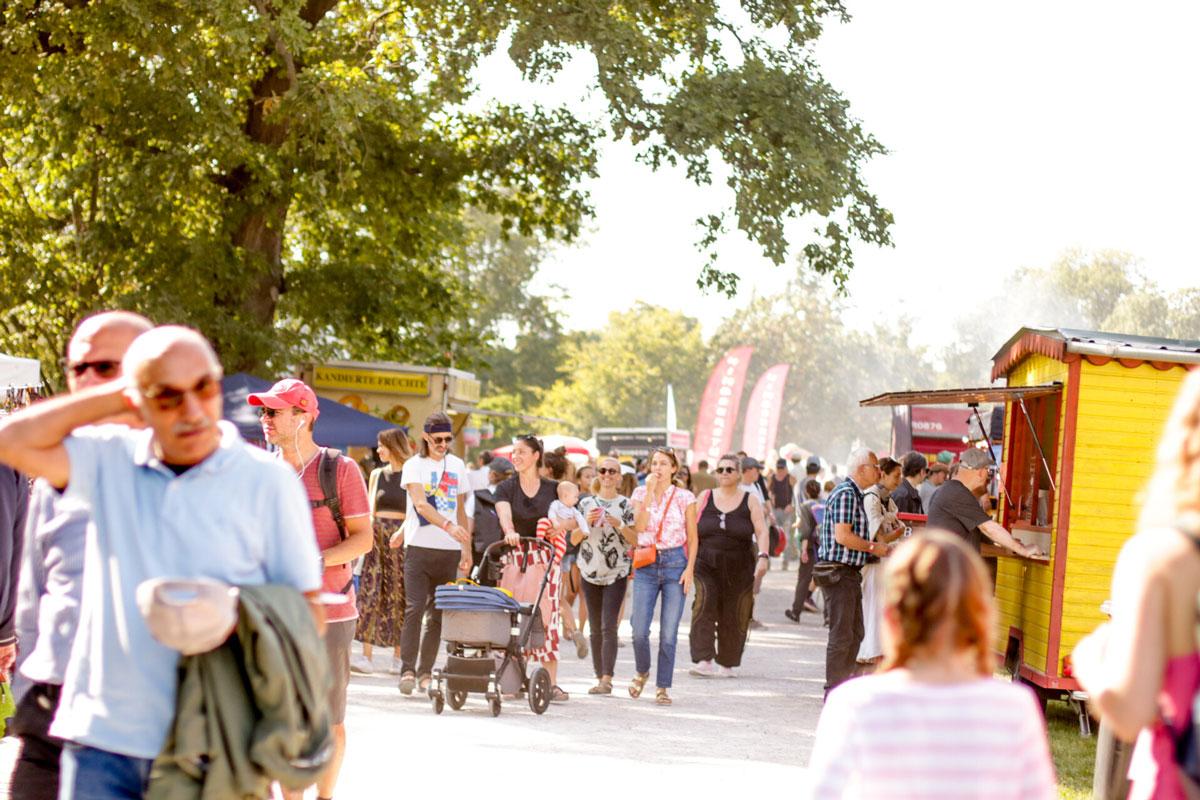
[859,384,1062,408]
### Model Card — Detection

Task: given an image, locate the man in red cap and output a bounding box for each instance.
[247,379,371,800]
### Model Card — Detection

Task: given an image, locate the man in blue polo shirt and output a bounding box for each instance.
[0,325,322,800]
[815,447,890,699]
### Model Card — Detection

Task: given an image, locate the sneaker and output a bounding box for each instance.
[388,656,403,675]
[349,654,374,674]
[689,660,719,678]
[572,631,589,659]
[784,609,800,623]
[398,671,416,696]
[719,666,737,678]
[748,618,765,630]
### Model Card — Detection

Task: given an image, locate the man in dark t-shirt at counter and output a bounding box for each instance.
[926,447,1043,559]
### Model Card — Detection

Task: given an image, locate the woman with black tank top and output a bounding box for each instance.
[353,427,414,675]
[688,452,770,678]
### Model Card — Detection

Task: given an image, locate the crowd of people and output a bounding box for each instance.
[1,312,1199,799]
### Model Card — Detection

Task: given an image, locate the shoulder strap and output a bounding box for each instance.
[653,486,677,545]
[310,448,348,542]
[698,489,712,515]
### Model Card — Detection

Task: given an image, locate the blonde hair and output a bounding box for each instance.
[1139,369,1200,530]
[880,531,996,676]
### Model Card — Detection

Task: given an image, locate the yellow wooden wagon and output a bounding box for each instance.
[861,327,1200,704]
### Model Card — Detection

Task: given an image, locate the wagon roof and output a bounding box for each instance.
[991,327,1200,381]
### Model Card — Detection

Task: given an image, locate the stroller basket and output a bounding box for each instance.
[442,610,512,649]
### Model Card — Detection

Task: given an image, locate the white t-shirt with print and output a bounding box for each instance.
[400,454,468,551]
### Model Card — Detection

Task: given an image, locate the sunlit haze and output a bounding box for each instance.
[475,2,1200,345]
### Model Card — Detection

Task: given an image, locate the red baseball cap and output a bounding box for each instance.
[246,378,320,420]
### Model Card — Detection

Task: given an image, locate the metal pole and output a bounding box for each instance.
[969,403,1013,509]
[1018,396,1058,494]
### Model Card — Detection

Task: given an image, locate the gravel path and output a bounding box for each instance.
[0,563,830,797]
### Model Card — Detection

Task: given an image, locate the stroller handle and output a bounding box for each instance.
[471,537,556,583]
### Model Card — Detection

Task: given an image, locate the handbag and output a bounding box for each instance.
[633,486,676,570]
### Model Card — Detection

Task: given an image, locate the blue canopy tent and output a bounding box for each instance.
[222,373,396,448]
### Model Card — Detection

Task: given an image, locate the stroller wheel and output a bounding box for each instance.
[489,695,502,717]
[431,690,445,715]
[448,689,468,710]
[528,666,551,715]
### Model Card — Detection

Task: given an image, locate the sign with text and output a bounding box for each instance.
[692,346,754,466]
[312,366,430,396]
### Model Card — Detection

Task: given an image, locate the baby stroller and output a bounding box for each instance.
[430,537,554,716]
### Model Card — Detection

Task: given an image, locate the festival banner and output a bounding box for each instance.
[692,346,755,466]
[741,364,791,460]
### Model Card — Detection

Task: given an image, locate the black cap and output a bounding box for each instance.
[741,457,762,471]
[775,458,787,468]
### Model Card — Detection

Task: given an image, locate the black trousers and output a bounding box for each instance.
[790,538,818,616]
[817,563,864,698]
[10,682,63,800]
[689,547,756,668]
[581,576,627,678]
[400,545,460,677]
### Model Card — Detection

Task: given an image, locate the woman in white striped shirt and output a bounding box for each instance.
[806,530,1056,800]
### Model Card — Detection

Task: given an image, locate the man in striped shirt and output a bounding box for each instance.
[815,448,891,698]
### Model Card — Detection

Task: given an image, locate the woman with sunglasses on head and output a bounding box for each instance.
[575,456,637,694]
[629,447,699,705]
[351,427,414,675]
[396,412,472,697]
[495,435,572,701]
[689,453,770,678]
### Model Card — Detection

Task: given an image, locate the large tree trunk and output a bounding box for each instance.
[220,0,339,371]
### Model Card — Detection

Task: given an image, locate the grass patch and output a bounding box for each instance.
[1046,699,1096,799]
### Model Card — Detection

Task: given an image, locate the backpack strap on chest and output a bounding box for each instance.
[310,447,348,542]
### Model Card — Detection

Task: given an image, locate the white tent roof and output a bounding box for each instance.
[0,353,41,390]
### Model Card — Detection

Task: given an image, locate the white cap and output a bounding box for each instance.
[137,577,239,656]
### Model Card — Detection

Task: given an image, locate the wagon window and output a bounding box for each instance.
[1003,393,1061,527]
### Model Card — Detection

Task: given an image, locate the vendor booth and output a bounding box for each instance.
[298,361,480,456]
[861,327,1200,708]
[1,352,42,411]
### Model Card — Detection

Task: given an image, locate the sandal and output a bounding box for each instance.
[588,677,613,695]
[628,672,649,699]
[655,688,672,706]
[418,675,432,693]
[550,685,569,703]
[398,671,416,696]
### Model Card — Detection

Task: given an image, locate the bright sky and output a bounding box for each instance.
[477,2,1200,346]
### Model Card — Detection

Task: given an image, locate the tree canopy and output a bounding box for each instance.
[0,0,890,381]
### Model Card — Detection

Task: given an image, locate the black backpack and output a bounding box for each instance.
[310,448,352,593]
[473,488,503,555]
[310,448,348,542]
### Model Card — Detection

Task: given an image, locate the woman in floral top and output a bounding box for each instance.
[629,447,698,706]
[575,456,637,695]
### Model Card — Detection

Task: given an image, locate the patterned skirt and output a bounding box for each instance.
[355,517,406,648]
[499,519,564,662]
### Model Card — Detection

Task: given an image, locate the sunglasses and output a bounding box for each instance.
[714,466,737,474]
[597,467,619,475]
[143,374,221,411]
[65,359,120,379]
[429,434,453,445]
[257,407,301,419]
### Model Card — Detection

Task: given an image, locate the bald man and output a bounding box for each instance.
[10,311,151,800]
[0,325,324,800]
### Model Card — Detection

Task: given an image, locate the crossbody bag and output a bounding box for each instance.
[632,486,676,570]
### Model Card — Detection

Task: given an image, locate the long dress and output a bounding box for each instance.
[858,486,897,663]
[355,467,407,648]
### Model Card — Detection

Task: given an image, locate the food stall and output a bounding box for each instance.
[299,361,481,456]
[861,327,1200,708]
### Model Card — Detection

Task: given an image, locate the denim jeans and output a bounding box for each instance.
[581,576,627,678]
[631,546,688,688]
[58,743,153,800]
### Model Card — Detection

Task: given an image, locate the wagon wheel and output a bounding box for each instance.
[528,666,551,715]
[448,689,468,710]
